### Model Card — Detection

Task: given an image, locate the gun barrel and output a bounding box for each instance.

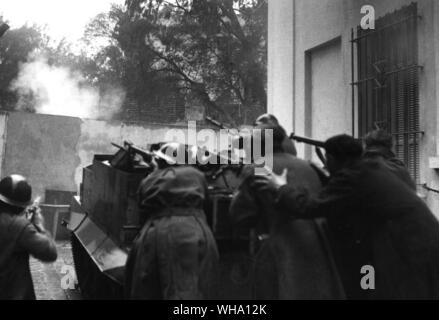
[205,116,245,141]
[112,141,153,161]
[289,134,325,148]
[205,116,228,129]
[127,144,153,162]
[111,142,124,150]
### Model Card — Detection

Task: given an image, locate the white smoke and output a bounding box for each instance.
[10,56,125,120]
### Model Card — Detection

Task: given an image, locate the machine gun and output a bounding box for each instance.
[110,141,154,172]
[110,140,243,188]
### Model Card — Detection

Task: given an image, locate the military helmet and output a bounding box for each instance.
[0,174,32,208]
[254,113,280,127]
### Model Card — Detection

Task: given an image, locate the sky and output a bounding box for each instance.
[0,0,125,43]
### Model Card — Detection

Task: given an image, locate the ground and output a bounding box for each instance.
[30,241,82,300]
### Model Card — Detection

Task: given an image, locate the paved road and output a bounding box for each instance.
[30,241,82,300]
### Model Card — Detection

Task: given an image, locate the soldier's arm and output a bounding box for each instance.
[276,168,360,218]
[17,222,58,262]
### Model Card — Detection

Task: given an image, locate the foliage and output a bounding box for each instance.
[119,0,267,125]
[0,1,267,125]
[0,24,49,110]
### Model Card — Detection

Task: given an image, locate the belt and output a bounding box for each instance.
[150,207,206,220]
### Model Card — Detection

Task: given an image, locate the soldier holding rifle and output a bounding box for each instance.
[0,175,57,299]
[253,134,439,299]
[229,114,344,299]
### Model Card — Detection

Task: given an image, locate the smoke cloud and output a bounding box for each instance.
[10,56,125,120]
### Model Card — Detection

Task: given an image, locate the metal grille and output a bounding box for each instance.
[351,2,422,182]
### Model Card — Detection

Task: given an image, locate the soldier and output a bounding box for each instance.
[363,129,416,190]
[124,143,219,300]
[0,175,57,300]
[229,119,345,299]
[254,134,439,299]
[253,113,297,156]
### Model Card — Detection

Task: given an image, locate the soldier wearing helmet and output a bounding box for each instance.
[124,142,219,300]
[253,113,297,156]
[0,175,57,300]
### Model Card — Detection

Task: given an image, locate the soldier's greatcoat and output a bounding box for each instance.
[0,212,57,299]
[230,151,345,299]
[276,158,439,299]
[125,166,219,300]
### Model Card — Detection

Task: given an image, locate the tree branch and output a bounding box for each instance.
[147,47,236,125]
[218,1,247,44]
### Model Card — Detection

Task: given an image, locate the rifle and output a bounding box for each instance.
[111,141,153,161]
[110,141,154,170]
[289,134,325,148]
[205,116,230,130]
[289,133,327,166]
[25,196,41,221]
[205,116,244,139]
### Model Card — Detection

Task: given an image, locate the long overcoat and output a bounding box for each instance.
[276,158,439,299]
[125,166,219,300]
[230,152,345,299]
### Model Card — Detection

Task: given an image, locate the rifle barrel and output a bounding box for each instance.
[112,141,153,161]
[289,134,325,148]
[205,116,227,129]
[129,145,153,161]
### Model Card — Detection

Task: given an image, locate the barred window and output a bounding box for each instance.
[351,2,422,182]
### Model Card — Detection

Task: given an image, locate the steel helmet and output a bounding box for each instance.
[254,113,279,127]
[0,174,32,208]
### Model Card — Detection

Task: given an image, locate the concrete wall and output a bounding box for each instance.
[308,38,347,161]
[0,111,195,202]
[2,112,82,201]
[0,112,8,178]
[268,0,350,156]
[75,119,190,189]
[267,0,294,131]
[309,39,345,140]
[268,0,439,216]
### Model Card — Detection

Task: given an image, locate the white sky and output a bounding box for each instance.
[0,0,125,43]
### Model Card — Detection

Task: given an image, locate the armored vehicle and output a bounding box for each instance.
[64,141,252,299]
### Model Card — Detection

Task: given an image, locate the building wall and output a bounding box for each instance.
[2,112,82,201]
[267,0,294,131]
[268,0,439,216]
[295,0,353,160]
[0,112,8,178]
[0,111,194,202]
[308,38,347,161]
